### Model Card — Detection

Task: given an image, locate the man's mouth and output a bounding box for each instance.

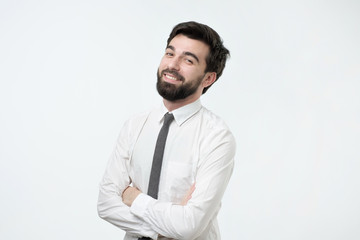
[162,70,184,83]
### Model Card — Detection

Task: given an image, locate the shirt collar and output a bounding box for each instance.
[159,99,202,126]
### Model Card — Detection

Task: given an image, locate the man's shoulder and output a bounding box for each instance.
[199,107,236,156]
[200,107,231,132]
[123,106,161,129]
[127,109,152,122]
[118,108,155,142]
[124,109,153,128]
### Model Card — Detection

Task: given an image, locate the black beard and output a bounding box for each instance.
[156,68,203,101]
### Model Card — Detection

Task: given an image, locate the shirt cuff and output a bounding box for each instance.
[130,193,156,219]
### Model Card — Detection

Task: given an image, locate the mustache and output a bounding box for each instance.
[160,69,185,82]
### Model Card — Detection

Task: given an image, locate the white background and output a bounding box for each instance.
[1,0,359,239]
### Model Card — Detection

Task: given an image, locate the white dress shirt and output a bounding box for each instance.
[98,99,236,240]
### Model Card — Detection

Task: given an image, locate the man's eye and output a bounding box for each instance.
[165,52,173,56]
[185,59,193,64]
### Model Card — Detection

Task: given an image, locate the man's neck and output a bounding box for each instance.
[163,94,200,112]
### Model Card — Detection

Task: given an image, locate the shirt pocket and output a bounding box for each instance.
[161,161,194,203]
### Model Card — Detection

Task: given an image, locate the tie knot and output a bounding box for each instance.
[163,112,174,126]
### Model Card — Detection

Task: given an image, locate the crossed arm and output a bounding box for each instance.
[121,184,195,239]
[98,152,234,239]
[122,183,196,207]
[98,123,235,239]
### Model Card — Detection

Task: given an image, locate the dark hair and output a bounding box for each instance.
[167,21,230,94]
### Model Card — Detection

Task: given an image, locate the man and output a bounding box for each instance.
[98,21,236,240]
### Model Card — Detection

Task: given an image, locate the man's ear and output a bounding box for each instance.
[202,72,217,88]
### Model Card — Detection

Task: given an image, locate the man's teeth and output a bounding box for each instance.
[166,74,178,81]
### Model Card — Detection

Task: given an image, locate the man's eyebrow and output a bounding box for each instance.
[166,45,200,63]
[166,45,175,51]
[184,51,199,63]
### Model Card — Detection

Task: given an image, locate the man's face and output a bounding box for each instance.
[157,34,210,101]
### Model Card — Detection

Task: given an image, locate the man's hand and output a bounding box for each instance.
[122,183,195,207]
[122,186,142,207]
[181,183,196,206]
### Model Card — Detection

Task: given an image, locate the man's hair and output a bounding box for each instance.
[167,21,230,94]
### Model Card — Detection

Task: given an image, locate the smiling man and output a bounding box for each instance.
[98,21,236,240]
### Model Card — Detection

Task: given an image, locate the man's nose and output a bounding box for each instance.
[167,57,181,71]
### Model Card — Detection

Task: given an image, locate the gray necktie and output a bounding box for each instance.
[148,112,174,199]
[139,113,174,240]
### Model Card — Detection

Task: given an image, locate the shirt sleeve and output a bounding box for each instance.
[97,119,158,239]
[129,127,236,240]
